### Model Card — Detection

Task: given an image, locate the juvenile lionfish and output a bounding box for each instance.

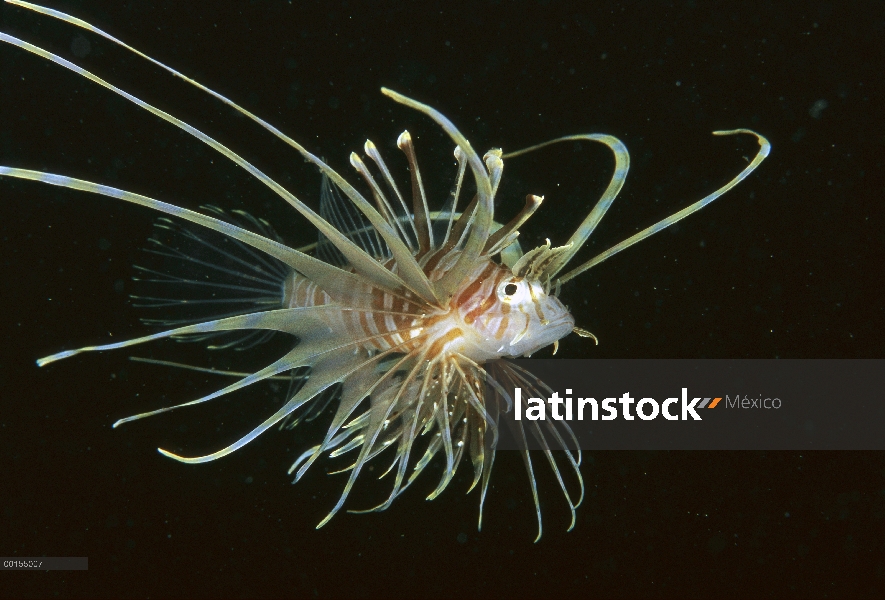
[1,1,769,540]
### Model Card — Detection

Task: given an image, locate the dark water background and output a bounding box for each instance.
[1,0,883,597]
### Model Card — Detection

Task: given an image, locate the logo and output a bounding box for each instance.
[513,388,780,421]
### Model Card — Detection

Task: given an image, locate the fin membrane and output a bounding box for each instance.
[131,206,290,350]
[317,175,389,266]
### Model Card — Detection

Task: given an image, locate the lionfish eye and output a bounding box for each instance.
[497,279,525,303]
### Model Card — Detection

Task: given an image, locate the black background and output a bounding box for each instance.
[1,0,883,597]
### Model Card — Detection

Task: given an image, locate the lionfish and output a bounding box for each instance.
[0,1,769,540]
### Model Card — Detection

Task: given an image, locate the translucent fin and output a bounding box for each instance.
[438,146,467,249]
[556,129,771,284]
[499,129,770,285]
[494,360,585,539]
[290,343,423,483]
[503,133,630,281]
[396,131,434,254]
[279,376,340,430]
[381,89,494,302]
[362,140,420,252]
[0,27,437,306]
[128,356,297,380]
[133,319,430,462]
[117,344,312,428]
[349,150,414,250]
[316,175,388,266]
[0,167,406,310]
[315,348,429,528]
[36,303,415,368]
[133,209,289,350]
[485,194,543,256]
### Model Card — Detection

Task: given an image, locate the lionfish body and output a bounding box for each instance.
[284,254,573,361]
[1,1,770,540]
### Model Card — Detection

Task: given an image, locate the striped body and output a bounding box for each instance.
[282,250,574,363]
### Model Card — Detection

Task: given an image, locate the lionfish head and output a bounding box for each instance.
[455,242,575,361]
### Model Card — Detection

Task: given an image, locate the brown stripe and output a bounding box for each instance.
[423,249,446,276]
[358,306,371,338]
[428,328,462,358]
[494,315,509,340]
[526,282,548,325]
[372,301,388,339]
[463,270,506,324]
[455,262,495,308]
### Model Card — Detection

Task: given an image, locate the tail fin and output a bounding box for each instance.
[131,206,290,350]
